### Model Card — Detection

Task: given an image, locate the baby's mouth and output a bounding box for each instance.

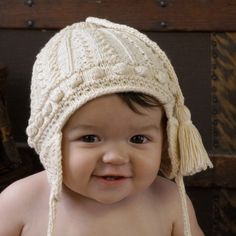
[93,175,130,181]
[102,176,124,181]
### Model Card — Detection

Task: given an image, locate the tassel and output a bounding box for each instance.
[175,104,213,176]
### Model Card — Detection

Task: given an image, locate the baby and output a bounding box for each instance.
[0,17,213,236]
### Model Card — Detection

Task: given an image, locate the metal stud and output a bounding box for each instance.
[25,0,34,7]
[213,52,218,58]
[212,74,218,80]
[159,0,168,7]
[212,109,218,115]
[212,96,218,103]
[160,21,167,28]
[26,20,34,28]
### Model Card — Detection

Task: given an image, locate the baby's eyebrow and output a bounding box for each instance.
[66,123,161,133]
[68,124,98,131]
[130,124,161,132]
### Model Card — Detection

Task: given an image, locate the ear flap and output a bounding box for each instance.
[44,132,63,236]
[160,117,179,179]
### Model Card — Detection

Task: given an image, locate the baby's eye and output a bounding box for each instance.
[79,135,100,143]
[130,135,149,144]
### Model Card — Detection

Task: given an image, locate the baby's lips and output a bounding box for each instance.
[92,174,132,179]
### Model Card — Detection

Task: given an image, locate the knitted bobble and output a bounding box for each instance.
[70,77,83,88]
[35,115,44,127]
[175,104,213,175]
[42,103,53,116]
[155,70,168,84]
[90,67,105,79]
[26,126,38,137]
[134,65,148,77]
[27,139,34,148]
[51,90,64,103]
[113,62,129,75]
[67,73,83,88]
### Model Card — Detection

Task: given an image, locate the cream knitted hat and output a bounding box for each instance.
[26,17,212,236]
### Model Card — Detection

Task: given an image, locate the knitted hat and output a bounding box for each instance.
[26,17,213,236]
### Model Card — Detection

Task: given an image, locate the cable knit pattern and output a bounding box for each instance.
[26,17,213,236]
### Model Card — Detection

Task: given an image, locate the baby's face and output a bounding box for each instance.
[62,94,164,204]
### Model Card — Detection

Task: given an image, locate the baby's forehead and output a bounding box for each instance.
[63,94,163,130]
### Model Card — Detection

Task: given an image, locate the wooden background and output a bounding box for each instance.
[0,1,236,235]
[0,0,236,31]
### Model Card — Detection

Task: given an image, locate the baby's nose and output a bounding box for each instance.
[102,146,129,165]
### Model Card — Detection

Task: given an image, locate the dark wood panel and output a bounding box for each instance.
[0,64,7,78]
[188,187,236,236]
[211,32,236,154]
[0,0,236,31]
[0,146,43,192]
[0,29,56,142]
[185,154,236,188]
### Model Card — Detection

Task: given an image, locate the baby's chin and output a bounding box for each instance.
[92,195,130,205]
[91,190,143,206]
